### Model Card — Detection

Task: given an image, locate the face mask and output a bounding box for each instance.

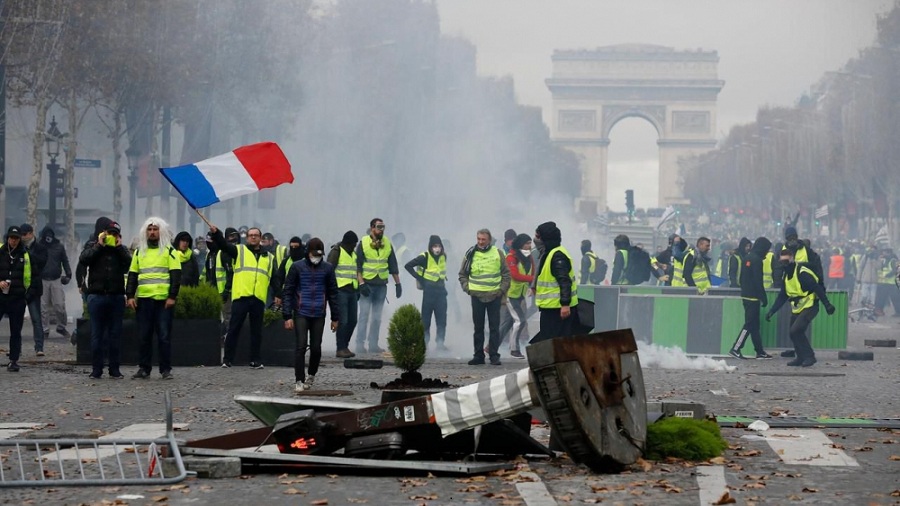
[431,247,442,255]
[310,256,322,265]
[521,249,532,257]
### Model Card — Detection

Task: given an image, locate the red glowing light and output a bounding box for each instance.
[290,437,317,450]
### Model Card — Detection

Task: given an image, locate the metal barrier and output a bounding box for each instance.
[0,392,187,487]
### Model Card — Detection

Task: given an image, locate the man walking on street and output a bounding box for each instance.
[80,220,131,379]
[459,229,510,366]
[39,226,72,339]
[20,224,47,355]
[356,218,402,354]
[729,237,774,360]
[126,218,181,379]
[213,225,273,369]
[327,231,359,358]
[1,226,36,372]
[405,235,449,351]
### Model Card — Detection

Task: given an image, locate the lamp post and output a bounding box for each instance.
[125,147,139,231]
[45,116,64,229]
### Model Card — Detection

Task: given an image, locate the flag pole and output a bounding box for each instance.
[194,208,214,229]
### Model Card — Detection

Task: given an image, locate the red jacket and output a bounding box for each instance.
[506,251,534,283]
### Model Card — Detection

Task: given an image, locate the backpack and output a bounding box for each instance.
[625,246,652,284]
[592,259,608,284]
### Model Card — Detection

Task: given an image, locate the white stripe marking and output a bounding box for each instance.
[763,429,859,466]
[194,151,258,200]
[696,465,727,506]
[43,423,187,461]
[515,470,557,506]
[0,423,45,440]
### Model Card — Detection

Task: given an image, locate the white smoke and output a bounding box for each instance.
[637,340,735,372]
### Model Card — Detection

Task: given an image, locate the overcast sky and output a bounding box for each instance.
[436,0,892,210]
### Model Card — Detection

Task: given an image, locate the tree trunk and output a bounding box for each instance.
[64,90,77,251]
[112,110,123,221]
[26,99,49,226]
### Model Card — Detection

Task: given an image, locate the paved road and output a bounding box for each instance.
[1,311,898,505]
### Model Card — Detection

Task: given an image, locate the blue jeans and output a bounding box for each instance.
[136,298,174,373]
[335,288,358,351]
[27,297,44,351]
[87,294,125,375]
[356,284,387,349]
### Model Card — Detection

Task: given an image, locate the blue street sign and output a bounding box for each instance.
[74,158,101,168]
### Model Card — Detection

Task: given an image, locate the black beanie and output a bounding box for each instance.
[512,233,532,251]
[536,222,561,247]
[342,230,358,246]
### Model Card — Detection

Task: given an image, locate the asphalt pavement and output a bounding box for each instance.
[0,303,898,505]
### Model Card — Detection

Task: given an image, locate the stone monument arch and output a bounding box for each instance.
[546,44,724,217]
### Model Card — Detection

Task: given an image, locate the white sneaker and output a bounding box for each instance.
[294,381,308,393]
[304,375,315,389]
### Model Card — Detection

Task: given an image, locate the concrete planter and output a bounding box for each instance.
[76,318,222,367]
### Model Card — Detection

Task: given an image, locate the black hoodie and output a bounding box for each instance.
[740,237,771,304]
[729,237,752,288]
[173,231,200,287]
[404,235,447,292]
[39,226,71,281]
[77,217,113,289]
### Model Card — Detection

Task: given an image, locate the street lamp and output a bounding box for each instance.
[45,116,65,229]
[125,147,139,232]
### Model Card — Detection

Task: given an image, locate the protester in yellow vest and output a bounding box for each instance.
[326,231,360,358]
[532,222,583,342]
[125,217,181,380]
[405,235,449,352]
[458,228,510,366]
[683,237,712,294]
[355,218,402,354]
[498,233,534,358]
[766,246,836,367]
[0,226,35,372]
[211,225,272,369]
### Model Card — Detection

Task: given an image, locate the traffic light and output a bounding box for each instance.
[625,190,635,214]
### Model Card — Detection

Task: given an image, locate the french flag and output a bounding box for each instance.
[159,142,294,209]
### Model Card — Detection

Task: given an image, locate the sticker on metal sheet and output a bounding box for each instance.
[404,405,415,422]
[674,411,694,418]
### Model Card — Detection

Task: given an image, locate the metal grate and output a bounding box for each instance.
[0,392,186,487]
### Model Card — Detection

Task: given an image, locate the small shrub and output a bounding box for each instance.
[387,304,426,373]
[174,284,223,319]
[644,417,728,461]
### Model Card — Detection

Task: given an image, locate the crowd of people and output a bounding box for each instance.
[4,211,897,383]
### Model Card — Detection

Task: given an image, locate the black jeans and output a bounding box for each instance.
[224,296,265,364]
[335,288,357,351]
[537,306,581,342]
[136,298,173,373]
[294,316,325,382]
[732,299,764,354]
[88,294,125,375]
[789,304,819,361]
[422,290,447,345]
[0,296,26,362]
[471,296,500,361]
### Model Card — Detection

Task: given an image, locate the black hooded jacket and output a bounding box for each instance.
[404,235,447,293]
[77,217,112,290]
[173,231,200,287]
[729,237,752,288]
[0,239,35,298]
[40,226,71,281]
[740,237,771,304]
[536,222,576,307]
[78,224,132,296]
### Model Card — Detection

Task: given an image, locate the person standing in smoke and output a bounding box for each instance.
[729,236,774,360]
[355,218,401,354]
[405,235,449,351]
[327,232,359,358]
[458,228,510,365]
[283,238,340,392]
[39,225,72,339]
[531,222,582,342]
[498,233,534,358]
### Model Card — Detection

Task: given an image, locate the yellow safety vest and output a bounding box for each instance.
[715,258,725,278]
[684,249,710,291]
[416,252,446,283]
[879,259,897,285]
[672,251,687,287]
[130,245,179,300]
[3,246,32,292]
[614,249,629,285]
[231,245,272,303]
[335,247,358,289]
[508,260,530,299]
[274,244,288,269]
[215,251,227,293]
[785,264,819,313]
[536,246,578,309]
[361,236,392,281]
[468,247,502,293]
[583,251,598,284]
[762,251,774,288]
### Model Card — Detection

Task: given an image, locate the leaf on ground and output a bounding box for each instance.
[99,397,113,402]
[346,499,367,504]
[712,491,736,505]
[151,496,168,502]
[708,456,727,465]
[82,415,104,421]
[737,450,761,457]
[889,455,900,461]
[590,485,609,493]
[283,488,304,495]
[19,390,34,394]
[58,409,69,416]
[310,500,329,505]
[634,458,652,472]
[743,482,766,489]
[830,443,844,449]
[853,446,874,452]
[409,494,437,500]
[802,487,817,493]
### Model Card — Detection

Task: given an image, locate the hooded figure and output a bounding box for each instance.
[610,233,631,285]
[728,236,774,359]
[39,226,71,283]
[38,225,73,339]
[76,217,113,291]
[729,237,753,288]
[326,231,360,358]
[404,234,448,350]
[532,221,583,343]
[173,231,200,287]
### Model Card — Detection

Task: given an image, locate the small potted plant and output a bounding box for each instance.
[387,304,427,384]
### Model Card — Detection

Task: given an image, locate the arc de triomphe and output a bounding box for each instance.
[546,44,724,217]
